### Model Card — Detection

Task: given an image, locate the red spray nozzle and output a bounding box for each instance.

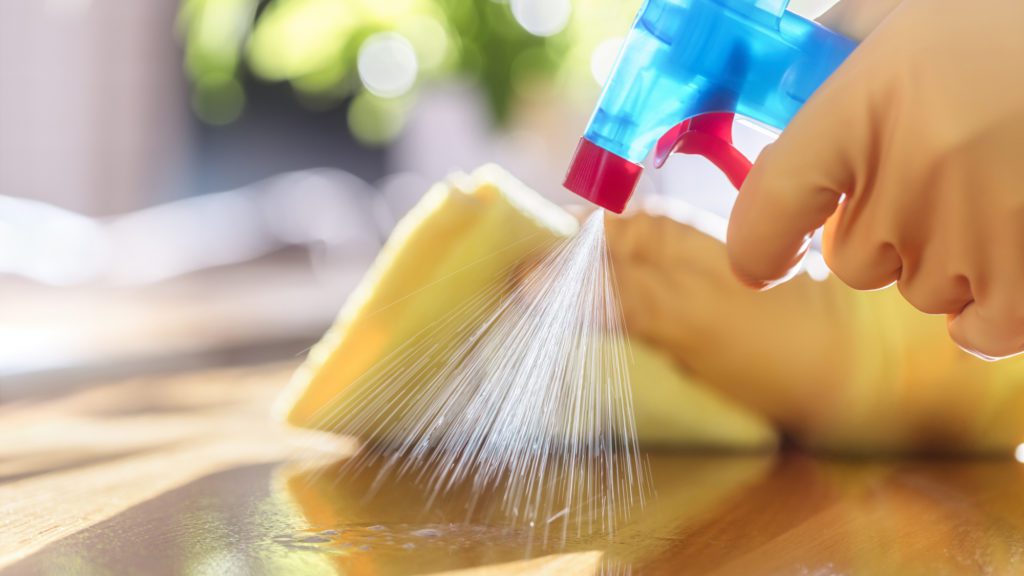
[563,138,642,214]
[563,113,753,213]
[654,113,752,190]
[562,0,855,214]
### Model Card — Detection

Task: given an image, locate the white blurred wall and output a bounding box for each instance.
[0,0,190,216]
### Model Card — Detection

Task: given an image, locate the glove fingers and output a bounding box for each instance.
[821,208,903,291]
[884,216,974,315]
[608,214,719,344]
[609,212,766,363]
[612,259,668,341]
[816,0,903,41]
[947,234,1024,360]
[728,2,902,290]
[896,269,973,318]
[726,40,879,288]
[727,138,844,289]
[948,303,1024,361]
[604,212,660,264]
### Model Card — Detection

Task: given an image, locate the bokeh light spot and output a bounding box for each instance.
[590,37,623,86]
[246,0,350,82]
[510,0,572,37]
[357,32,419,99]
[191,74,245,125]
[804,251,831,282]
[399,15,450,73]
[348,93,408,146]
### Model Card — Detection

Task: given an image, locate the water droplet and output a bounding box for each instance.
[410,528,442,538]
[299,535,331,543]
[319,529,340,536]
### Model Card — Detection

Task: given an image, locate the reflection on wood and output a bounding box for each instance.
[0,362,328,569]
[4,361,1024,575]
[279,452,772,574]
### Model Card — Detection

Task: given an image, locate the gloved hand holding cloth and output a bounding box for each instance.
[728,0,1024,359]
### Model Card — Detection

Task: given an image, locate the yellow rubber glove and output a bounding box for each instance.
[727,0,1024,359]
[607,207,1024,454]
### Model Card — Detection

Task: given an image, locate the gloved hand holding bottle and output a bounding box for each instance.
[607,209,1024,454]
[727,0,1024,360]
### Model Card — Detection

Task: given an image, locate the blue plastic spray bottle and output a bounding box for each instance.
[563,0,857,213]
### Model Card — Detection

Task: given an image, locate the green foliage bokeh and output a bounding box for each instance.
[178,0,640,142]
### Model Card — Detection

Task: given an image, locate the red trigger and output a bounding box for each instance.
[653,112,753,190]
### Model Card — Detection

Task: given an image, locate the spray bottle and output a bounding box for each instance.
[563,0,857,213]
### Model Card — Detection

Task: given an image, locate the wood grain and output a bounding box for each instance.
[0,362,343,569]
[4,363,1024,575]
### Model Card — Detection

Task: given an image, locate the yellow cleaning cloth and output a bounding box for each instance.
[275,165,776,450]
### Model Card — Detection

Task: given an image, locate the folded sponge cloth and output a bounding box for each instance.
[275,165,776,451]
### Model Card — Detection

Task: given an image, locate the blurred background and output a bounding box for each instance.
[0,0,836,396]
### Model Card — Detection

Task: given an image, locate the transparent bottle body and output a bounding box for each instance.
[584,0,857,164]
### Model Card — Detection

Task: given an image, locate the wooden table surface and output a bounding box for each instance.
[4,361,1024,576]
